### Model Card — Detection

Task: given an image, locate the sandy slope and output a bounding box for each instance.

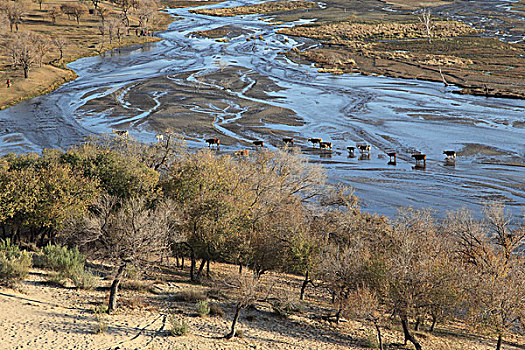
[1,264,523,350]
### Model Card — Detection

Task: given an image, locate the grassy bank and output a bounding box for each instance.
[0,0,214,110]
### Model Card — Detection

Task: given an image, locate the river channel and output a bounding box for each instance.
[0,0,524,219]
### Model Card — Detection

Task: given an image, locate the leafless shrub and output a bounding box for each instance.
[60,3,87,24]
[1,0,27,32]
[7,32,37,78]
[418,8,435,43]
[66,195,175,313]
[48,6,61,24]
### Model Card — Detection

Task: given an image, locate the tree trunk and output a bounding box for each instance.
[23,66,29,79]
[335,303,343,324]
[181,254,185,269]
[108,263,127,313]
[238,263,243,274]
[496,334,503,350]
[375,322,384,350]
[300,270,309,300]
[414,317,421,331]
[195,258,206,281]
[401,315,422,350]
[190,250,196,281]
[430,314,437,332]
[225,304,242,339]
[206,259,210,278]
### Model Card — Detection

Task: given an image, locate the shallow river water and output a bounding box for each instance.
[0,0,524,219]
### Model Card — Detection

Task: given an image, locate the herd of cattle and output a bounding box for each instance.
[110,130,456,168]
[203,136,457,168]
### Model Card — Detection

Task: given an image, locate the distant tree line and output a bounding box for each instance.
[0,135,523,349]
[0,0,160,79]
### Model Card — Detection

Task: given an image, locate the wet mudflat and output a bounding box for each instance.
[0,0,523,218]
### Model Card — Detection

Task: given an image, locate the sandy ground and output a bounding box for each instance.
[1,261,524,350]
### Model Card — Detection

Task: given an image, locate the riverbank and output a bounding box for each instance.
[0,0,217,110]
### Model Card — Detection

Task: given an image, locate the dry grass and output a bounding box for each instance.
[0,0,174,110]
[382,0,454,10]
[190,0,318,17]
[278,20,480,41]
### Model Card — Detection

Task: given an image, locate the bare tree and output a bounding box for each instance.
[52,36,68,63]
[136,0,157,33]
[32,32,51,67]
[224,273,268,339]
[1,0,27,32]
[70,3,87,25]
[48,6,61,24]
[60,3,87,24]
[383,208,460,350]
[96,6,110,25]
[445,205,525,350]
[347,287,385,350]
[114,0,132,27]
[34,0,46,11]
[68,195,174,312]
[7,32,37,78]
[418,8,435,43]
[104,16,125,44]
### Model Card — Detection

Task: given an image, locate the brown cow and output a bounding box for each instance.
[234,149,249,157]
[443,150,456,165]
[443,150,456,159]
[357,144,371,154]
[205,138,220,149]
[113,130,129,139]
[387,151,397,165]
[253,140,264,148]
[412,153,427,168]
[319,141,332,150]
[308,138,322,147]
[282,137,294,146]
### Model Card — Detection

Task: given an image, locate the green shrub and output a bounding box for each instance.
[31,252,47,268]
[271,299,304,318]
[196,300,210,317]
[42,244,94,288]
[0,239,31,286]
[209,303,224,317]
[93,304,109,333]
[43,244,85,275]
[91,304,108,314]
[70,267,97,290]
[168,314,189,336]
[120,279,152,292]
[361,333,379,349]
[125,264,141,280]
[173,289,207,302]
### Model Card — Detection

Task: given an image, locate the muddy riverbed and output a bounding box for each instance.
[0,0,524,219]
